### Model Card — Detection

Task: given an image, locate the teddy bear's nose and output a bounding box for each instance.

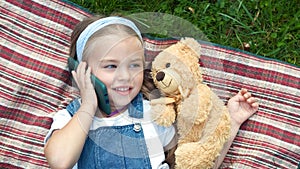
[156,71,165,81]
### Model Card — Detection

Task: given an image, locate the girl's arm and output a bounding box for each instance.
[213,88,259,168]
[44,62,98,169]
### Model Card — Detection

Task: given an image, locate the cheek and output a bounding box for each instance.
[133,70,144,86]
[94,71,113,88]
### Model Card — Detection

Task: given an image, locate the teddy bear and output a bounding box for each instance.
[150,38,231,169]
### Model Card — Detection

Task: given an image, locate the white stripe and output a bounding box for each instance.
[2,1,71,36]
[238,131,300,157]
[231,131,299,167]
[0,124,45,146]
[252,115,299,135]
[1,1,72,42]
[202,47,300,78]
[0,55,75,97]
[32,0,89,20]
[0,132,45,159]
[0,12,69,48]
[1,18,68,58]
[202,68,299,99]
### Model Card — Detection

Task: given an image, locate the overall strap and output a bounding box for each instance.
[128,92,144,119]
[66,98,81,117]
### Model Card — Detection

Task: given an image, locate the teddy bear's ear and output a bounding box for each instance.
[180,37,201,59]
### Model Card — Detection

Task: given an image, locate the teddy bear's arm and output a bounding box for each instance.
[150,97,176,105]
[151,97,177,127]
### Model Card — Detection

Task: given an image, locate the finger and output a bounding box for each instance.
[78,62,89,87]
[78,62,87,77]
[252,102,259,108]
[230,93,245,102]
[85,66,93,87]
[239,88,248,95]
[71,70,79,86]
[246,97,256,104]
[243,92,252,99]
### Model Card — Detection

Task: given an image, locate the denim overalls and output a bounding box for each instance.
[66,93,152,169]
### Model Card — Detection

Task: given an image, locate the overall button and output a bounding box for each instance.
[133,123,141,132]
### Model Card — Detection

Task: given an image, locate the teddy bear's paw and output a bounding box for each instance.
[152,110,176,127]
[151,104,176,127]
[175,142,215,169]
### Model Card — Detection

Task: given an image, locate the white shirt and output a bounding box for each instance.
[45,100,175,169]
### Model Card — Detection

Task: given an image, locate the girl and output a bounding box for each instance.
[44,16,259,169]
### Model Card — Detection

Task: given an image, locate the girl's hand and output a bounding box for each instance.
[72,62,98,112]
[227,88,259,126]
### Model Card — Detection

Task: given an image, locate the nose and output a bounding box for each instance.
[117,67,130,81]
[156,71,165,81]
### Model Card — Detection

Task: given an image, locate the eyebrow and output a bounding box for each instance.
[99,58,117,62]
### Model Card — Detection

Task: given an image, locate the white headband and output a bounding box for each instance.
[76,16,143,62]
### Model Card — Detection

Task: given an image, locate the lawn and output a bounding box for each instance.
[70,0,300,66]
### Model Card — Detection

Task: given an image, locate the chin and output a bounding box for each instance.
[110,90,140,107]
[110,96,132,108]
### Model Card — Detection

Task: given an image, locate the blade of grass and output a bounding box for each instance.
[203,4,210,14]
[234,29,244,50]
[247,31,267,35]
[218,12,252,31]
[238,0,254,21]
[265,48,281,57]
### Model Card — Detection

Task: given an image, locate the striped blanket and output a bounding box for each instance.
[1,0,299,168]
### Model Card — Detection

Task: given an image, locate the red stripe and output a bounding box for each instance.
[229,140,299,168]
[143,37,178,45]
[54,0,92,17]
[6,0,80,30]
[0,124,47,144]
[0,75,68,113]
[205,80,300,127]
[259,107,299,127]
[0,163,24,169]
[200,55,299,88]
[0,86,54,113]
[241,120,300,146]
[0,150,48,168]
[204,75,300,110]
[235,136,300,161]
[1,26,68,62]
[203,44,300,71]
[225,151,288,169]
[1,63,72,101]
[200,57,300,104]
[0,135,45,158]
[0,106,53,129]
[1,46,70,82]
[0,11,70,49]
[0,3,69,43]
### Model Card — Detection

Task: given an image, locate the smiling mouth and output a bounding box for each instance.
[113,87,132,92]
[114,87,130,91]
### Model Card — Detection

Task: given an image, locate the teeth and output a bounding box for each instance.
[115,87,130,91]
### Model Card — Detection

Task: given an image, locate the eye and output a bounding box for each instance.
[129,63,142,68]
[104,65,117,69]
[166,63,171,68]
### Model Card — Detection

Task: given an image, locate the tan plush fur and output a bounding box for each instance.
[150,38,231,169]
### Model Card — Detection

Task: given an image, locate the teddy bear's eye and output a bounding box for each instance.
[166,63,171,68]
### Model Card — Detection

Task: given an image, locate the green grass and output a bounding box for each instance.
[70,0,300,66]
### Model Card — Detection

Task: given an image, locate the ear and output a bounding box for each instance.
[180,37,201,59]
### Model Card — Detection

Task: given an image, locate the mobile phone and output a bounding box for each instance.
[68,57,111,115]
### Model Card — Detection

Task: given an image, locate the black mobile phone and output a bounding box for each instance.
[68,57,111,115]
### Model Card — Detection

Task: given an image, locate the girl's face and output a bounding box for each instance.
[87,36,144,111]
